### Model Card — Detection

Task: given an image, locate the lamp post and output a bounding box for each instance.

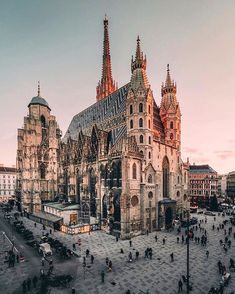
[186,208,190,294]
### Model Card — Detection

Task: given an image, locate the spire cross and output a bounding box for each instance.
[37,81,41,96]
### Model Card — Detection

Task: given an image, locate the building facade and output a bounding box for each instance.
[227,171,235,203]
[217,174,227,197]
[0,164,16,203]
[17,17,189,238]
[16,83,62,213]
[189,164,218,208]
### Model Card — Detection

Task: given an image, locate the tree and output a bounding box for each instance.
[210,194,218,211]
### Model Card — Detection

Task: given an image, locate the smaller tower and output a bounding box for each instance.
[127,37,154,164]
[96,15,117,101]
[160,64,181,149]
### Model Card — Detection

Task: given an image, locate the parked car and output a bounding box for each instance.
[197,210,204,214]
[204,211,216,216]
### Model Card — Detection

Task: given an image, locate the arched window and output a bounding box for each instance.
[130,105,133,115]
[148,119,151,128]
[177,191,180,198]
[184,172,187,184]
[132,163,137,179]
[177,176,180,184]
[162,156,170,198]
[40,164,46,179]
[139,118,143,127]
[140,150,143,156]
[139,103,143,113]
[170,121,174,129]
[148,105,151,114]
[149,136,151,144]
[130,120,133,129]
[148,191,153,199]
[148,174,153,183]
[40,115,46,128]
[148,152,151,159]
[140,135,143,143]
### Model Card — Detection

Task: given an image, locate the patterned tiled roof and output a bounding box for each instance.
[64,82,165,146]
[64,84,129,144]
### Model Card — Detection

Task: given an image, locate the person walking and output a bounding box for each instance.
[163,237,166,245]
[73,243,76,251]
[170,252,174,262]
[91,255,94,264]
[86,249,89,257]
[32,276,38,288]
[155,235,158,242]
[16,254,19,263]
[101,270,105,283]
[206,250,209,258]
[22,280,27,293]
[129,239,132,247]
[116,235,119,242]
[41,257,45,267]
[27,278,31,291]
[146,229,149,236]
[177,236,179,243]
[135,251,139,260]
[108,260,112,271]
[129,252,133,262]
[178,279,183,292]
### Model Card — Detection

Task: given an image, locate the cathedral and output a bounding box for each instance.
[16,17,188,239]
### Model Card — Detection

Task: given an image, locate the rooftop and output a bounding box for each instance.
[189,164,217,174]
[0,166,16,173]
[43,202,80,211]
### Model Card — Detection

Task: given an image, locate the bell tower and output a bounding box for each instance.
[126,36,154,163]
[160,64,181,149]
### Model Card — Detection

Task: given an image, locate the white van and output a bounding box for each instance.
[39,243,52,257]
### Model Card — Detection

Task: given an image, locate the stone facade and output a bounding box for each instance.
[16,83,62,213]
[17,17,189,238]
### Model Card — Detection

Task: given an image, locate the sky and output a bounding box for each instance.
[0,0,234,174]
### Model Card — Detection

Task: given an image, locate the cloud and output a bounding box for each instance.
[214,150,235,160]
[183,147,200,154]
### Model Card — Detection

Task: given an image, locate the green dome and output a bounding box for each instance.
[28,95,51,110]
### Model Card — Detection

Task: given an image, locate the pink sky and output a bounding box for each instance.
[0,1,234,174]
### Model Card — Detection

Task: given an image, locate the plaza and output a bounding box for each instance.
[1,210,234,294]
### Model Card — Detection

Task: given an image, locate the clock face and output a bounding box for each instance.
[170,133,174,140]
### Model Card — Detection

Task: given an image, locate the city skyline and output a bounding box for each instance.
[0,0,235,174]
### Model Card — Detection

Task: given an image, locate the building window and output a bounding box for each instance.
[140,135,143,143]
[40,164,46,179]
[41,115,46,128]
[148,191,153,199]
[162,156,170,198]
[148,152,151,159]
[148,105,151,114]
[170,121,174,129]
[149,136,151,144]
[130,105,133,114]
[131,195,139,207]
[148,174,153,183]
[139,103,143,113]
[132,163,137,179]
[130,119,133,129]
[139,118,143,128]
[148,119,151,128]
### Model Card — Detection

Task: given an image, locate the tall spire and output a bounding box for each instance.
[131,36,146,73]
[37,81,41,97]
[96,16,117,102]
[161,64,176,96]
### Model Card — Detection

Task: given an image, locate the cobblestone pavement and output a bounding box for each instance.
[18,212,235,294]
[0,226,39,294]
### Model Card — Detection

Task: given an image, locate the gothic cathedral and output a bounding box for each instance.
[16,17,188,239]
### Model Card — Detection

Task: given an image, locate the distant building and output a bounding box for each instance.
[189,164,218,208]
[217,174,227,197]
[227,172,235,202]
[0,164,16,203]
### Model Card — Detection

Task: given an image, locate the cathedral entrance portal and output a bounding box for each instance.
[165,207,173,229]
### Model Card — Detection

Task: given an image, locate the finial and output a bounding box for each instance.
[167,64,170,73]
[104,14,108,21]
[137,35,140,42]
[37,81,40,96]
